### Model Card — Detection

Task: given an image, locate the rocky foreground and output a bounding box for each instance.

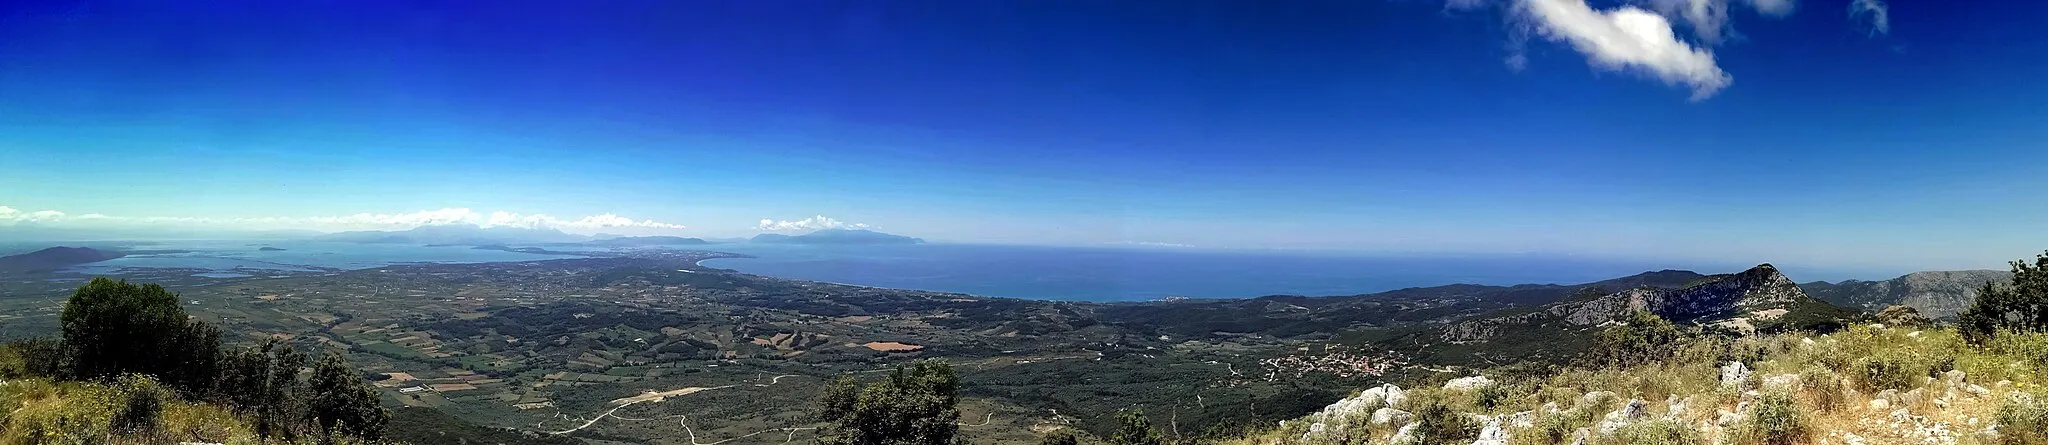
[1231,324,2048,445]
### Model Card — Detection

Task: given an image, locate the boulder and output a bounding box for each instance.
[1371,407,1414,426]
[1389,424,1418,445]
[1581,391,1616,407]
[1720,362,1752,389]
[1596,399,1648,434]
[1869,398,1891,410]
[1472,415,1509,445]
[1763,374,1801,391]
[1444,376,1496,391]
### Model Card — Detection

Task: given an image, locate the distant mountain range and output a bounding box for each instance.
[749,229,924,245]
[312,225,924,247]
[0,247,125,272]
[1801,270,2010,320]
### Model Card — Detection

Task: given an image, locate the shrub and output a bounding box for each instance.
[1592,310,1682,368]
[1734,391,1809,445]
[1799,368,1845,413]
[1855,351,1921,392]
[112,374,169,434]
[1996,392,2048,445]
[1409,394,1477,444]
[1040,430,1080,445]
[1601,419,1703,445]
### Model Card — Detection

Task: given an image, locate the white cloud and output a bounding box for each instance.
[1515,0,1733,100]
[756,215,870,232]
[0,205,687,233]
[1640,0,1795,43]
[1848,0,1889,36]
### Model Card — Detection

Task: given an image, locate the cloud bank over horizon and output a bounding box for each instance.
[0,205,687,234]
[756,216,870,232]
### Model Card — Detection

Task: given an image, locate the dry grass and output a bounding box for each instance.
[1237,325,2048,445]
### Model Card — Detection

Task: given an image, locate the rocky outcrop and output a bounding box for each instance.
[1442,264,1850,343]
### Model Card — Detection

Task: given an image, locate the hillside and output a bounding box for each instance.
[0,246,123,273]
[1802,270,2010,320]
[1408,264,1855,364]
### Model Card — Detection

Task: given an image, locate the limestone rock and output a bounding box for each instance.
[1721,362,1753,389]
[1763,373,1801,391]
[1472,415,1508,445]
[1444,375,1496,391]
[1371,407,1413,426]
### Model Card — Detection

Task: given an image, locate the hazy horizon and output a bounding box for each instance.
[5,1,2045,273]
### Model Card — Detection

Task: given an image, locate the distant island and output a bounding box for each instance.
[258,246,287,251]
[318,224,589,245]
[583,236,709,246]
[0,246,125,272]
[469,245,581,255]
[751,228,924,245]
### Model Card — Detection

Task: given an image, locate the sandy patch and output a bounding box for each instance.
[1752,308,1790,320]
[864,341,925,352]
[609,386,715,406]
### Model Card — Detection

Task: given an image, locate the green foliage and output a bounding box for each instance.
[219,339,310,440]
[1592,310,1682,368]
[0,338,64,379]
[815,360,963,445]
[111,374,169,434]
[56,278,223,398]
[1798,368,1845,413]
[1734,391,1809,445]
[1600,419,1703,445]
[1039,430,1079,445]
[1853,351,1919,392]
[1960,251,2048,344]
[1107,409,1163,445]
[309,352,391,441]
[1995,392,2048,445]
[1408,394,1477,444]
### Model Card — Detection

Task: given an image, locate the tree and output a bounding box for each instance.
[815,360,962,445]
[308,352,391,441]
[1038,431,1079,445]
[1107,409,1163,445]
[1960,251,2048,344]
[60,278,192,381]
[219,339,309,440]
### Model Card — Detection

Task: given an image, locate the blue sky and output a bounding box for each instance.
[1,0,2045,271]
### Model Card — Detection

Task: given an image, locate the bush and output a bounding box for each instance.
[1734,391,1809,445]
[1799,368,1845,413]
[1996,392,2048,445]
[1855,351,1922,392]
[1592,310,1682,368]
[1040,430,1080,445]
[112,374,169,434]
[1409,394,1477,444]
[1601,419,1703,445]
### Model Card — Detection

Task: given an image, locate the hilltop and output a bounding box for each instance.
[0,246,124,273]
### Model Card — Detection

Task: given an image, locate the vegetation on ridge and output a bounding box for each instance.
[1,277,388,444]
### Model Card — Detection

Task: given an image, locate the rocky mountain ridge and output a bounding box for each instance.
[1438,264,1852,344]
[1801,269,2009,320]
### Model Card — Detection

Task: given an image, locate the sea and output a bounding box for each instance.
[17,241,1855,302]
